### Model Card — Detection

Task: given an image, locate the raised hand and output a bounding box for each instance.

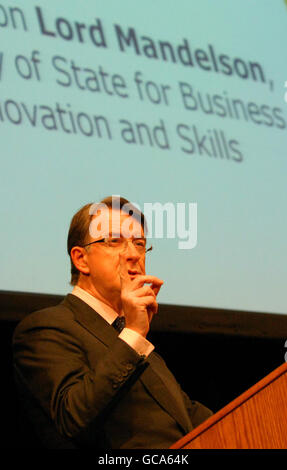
[119,252,163,337]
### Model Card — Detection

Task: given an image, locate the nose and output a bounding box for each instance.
[122,240,141,260]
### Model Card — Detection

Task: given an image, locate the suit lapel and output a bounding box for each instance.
[63,294,192,434]
[140,354,193,434]
[63,294,118,347]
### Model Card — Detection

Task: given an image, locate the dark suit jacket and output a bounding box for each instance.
[13,294,212,449]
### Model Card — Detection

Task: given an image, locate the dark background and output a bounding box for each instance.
[1,290,286,448]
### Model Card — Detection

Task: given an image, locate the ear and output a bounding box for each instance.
[70,246,90,275]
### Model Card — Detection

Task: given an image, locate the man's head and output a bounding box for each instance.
[67,196,149,311]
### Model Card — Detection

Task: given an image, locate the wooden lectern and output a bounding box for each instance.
[171,362,287,449]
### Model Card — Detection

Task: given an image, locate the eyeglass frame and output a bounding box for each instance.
[81,237,153,254]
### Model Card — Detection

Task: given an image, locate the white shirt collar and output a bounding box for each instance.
[71,286,118,325]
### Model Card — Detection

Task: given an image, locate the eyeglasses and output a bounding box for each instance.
[82,237,152,255]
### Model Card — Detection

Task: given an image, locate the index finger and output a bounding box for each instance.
[131,274,164,293]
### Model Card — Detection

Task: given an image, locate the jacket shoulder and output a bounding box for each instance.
[13,298,75,340]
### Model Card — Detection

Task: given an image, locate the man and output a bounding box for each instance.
[13,196,212,449]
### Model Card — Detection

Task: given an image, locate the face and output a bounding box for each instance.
[74,208,146,310]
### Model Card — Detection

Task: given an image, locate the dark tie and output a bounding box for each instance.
[112,316,126,333]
